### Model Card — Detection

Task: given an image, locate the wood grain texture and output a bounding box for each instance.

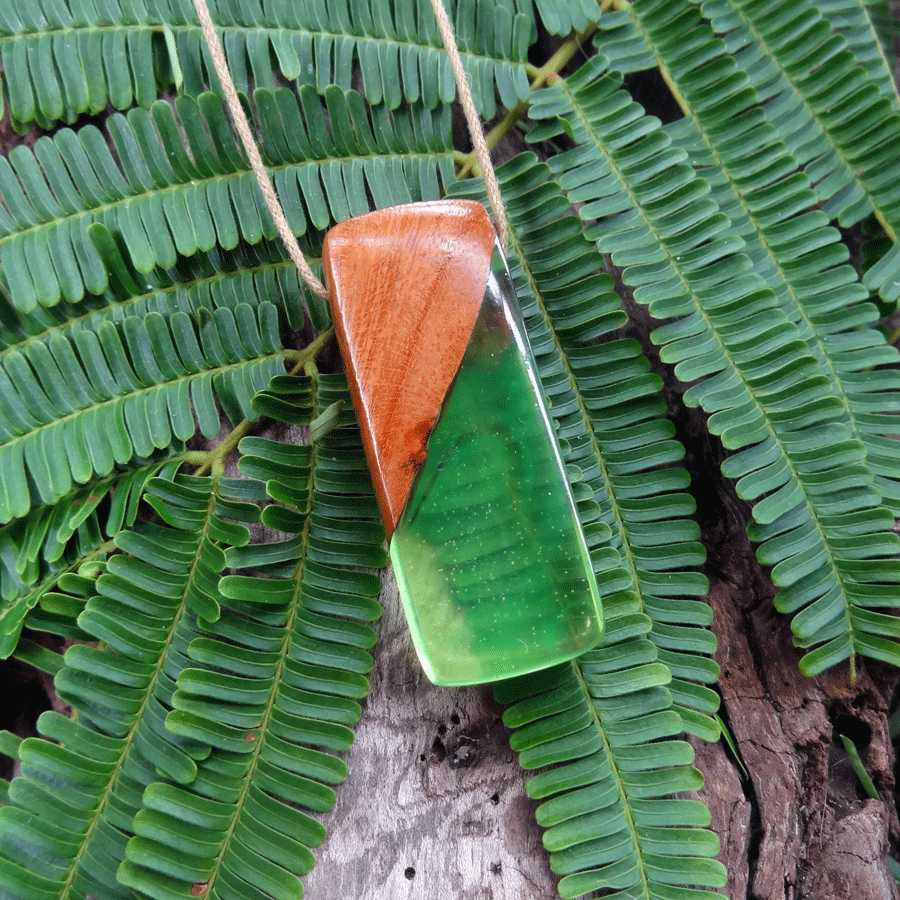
[323,200,496,537]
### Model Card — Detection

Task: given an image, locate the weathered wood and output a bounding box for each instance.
[701,485,900,900]
[323,200,496,538]
[304,569,560,899]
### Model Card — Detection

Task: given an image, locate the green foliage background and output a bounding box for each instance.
[0,0,898,898]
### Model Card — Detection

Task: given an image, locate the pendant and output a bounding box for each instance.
[322,200,603,686]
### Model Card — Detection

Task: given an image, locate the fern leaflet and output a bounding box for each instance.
[0,0,531,129]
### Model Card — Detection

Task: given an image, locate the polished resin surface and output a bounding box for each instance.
[390,258,603,685]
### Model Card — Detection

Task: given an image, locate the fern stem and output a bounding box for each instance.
[458,26,598,179]
[201,378,320,895]
[569,659,654,900]
[840,734,878,799]
[190,415,259,477]
[875,213,899,245]
[182,451,212,466]
[287,326,334,372]
[192,328,334,476]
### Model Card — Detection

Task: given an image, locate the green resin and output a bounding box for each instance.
[390,287,603,686]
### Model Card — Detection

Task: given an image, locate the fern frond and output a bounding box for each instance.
[696,0,900,306]
[597,0,900,300]
[593,9,659,74]
[118,374,385,900]
[0,461,175,657]
[0,227,324,372]
[611,3,900,518]
[496,630,725,899]
[696,0,900,231]
[85,224,322,331]
[528,55,900,675]
[532,0,602,36]
[861,0,900,59]
[0,0,531,130]
[0,299,287,523]
[815,0,900,111]
[0,86,453,312]
[0,466,260,900]
[451,152,720,740]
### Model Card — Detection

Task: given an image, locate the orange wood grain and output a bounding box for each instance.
[323,200,496,538]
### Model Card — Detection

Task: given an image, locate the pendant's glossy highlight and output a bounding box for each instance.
[323,200,603,686]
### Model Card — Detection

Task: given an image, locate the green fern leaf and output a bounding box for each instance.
[0,222,325,353]
[0,466,257,899]
[496,634,725,899]
[696,0,900,230]
[861,0,899,59]
[815,0,900,111]
[0,301,286,522]
[0,0,531,130]
[0,86,453,312]
[698,0,900,304]
[532,0,602,36]
[448,152,724,897]
[0,462,174,657]
[118,374,385,900]
[528,55,900,675]
[608,4,900,518]
[597,0,900,300]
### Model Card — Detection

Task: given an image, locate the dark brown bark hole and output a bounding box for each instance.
[832,711,873,749]
[447,736,479,769]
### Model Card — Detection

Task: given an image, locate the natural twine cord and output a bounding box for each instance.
[191,0,509,304]
[426,0,509,251]
[192,0,329,299]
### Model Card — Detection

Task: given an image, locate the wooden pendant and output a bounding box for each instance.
[323,200,603,686]
[323,200,496,538]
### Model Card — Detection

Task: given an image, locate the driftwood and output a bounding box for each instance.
[701,506,900,900]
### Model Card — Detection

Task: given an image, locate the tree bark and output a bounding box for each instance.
[701,498,900,900]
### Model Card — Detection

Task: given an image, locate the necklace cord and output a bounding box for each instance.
[192,0,329,300]
[191,0,510,302]
[427,0,510,250]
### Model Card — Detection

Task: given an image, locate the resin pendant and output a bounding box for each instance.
[322,200,603,686]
